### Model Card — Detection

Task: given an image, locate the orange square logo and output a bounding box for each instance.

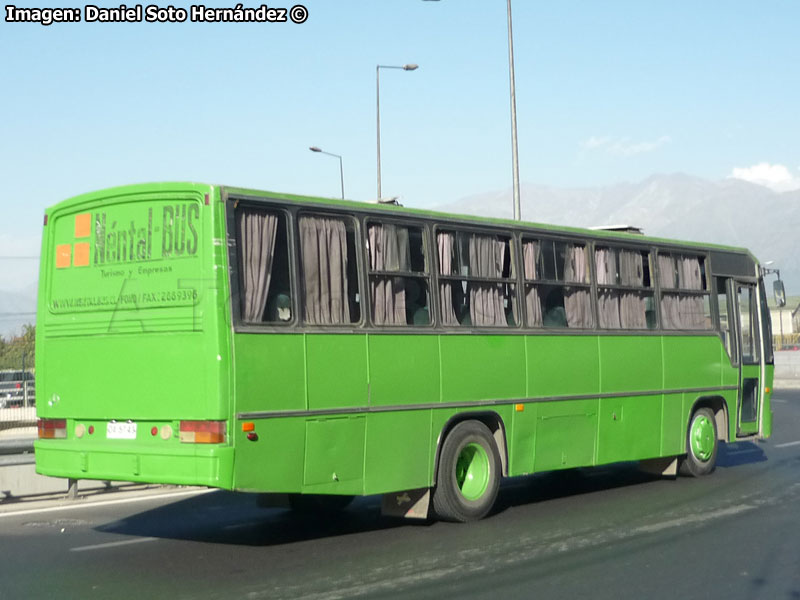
[56,244,72,269]
[73,242,90,267]
[74,213,91,238]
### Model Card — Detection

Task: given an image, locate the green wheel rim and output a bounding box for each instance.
[690,415,715,462]
[455,442,490,501]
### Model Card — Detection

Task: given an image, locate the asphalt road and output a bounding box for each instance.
[2,390,800,600]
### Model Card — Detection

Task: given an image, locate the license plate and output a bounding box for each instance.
[107,421,137,440]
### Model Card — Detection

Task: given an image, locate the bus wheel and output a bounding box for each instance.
[432,420,501,522]
[679,407,718,477]
[288,494,354,514]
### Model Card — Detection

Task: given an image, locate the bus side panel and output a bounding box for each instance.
[233,333,306,413]
[439,334,525,402]
[306,334,368,410]
[364,411,432,495]
[526,335,600,397]
[367,334,439,407]
[533,399,598,472]
[233,416,305,493]
[363,333,436,495]
[661,393,684,456]
[597,395,662,464]
[663,336,724,390]
[598,336,662,393]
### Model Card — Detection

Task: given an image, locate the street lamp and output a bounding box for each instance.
[506,0,521,221]
[376,63,418,200]
[309,146,345,200]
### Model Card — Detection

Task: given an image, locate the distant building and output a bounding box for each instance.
[771,304,798,349]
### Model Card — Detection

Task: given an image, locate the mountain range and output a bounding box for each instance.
[438,173,799,301]
[1,173,797,338]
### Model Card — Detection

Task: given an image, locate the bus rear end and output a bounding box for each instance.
[35,183,234,489]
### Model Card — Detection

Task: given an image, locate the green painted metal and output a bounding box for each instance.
[690,414,715,461]
[33,182,772,499]
[456,442,490,501]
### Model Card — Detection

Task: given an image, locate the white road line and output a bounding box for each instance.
[0,488,213,519]
[775,440,800,449]
[772,399,788,404]
[71,537,158,552]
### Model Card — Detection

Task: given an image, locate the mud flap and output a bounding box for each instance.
[381,487,431,519]
[638,457,678,477]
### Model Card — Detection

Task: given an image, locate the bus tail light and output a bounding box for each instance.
[179,420,226,444]
[38,418,67,439]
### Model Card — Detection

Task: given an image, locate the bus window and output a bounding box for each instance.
[716,278,735,361]
[298,213,361,325]
[738,285,760,364]
[658,253,712,330]
[437,230,517,327]
[595,246,655,330]
[367,221,431,326]
[236,207,292,324]
[522,239,592,329]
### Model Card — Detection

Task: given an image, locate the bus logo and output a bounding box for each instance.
[55,204,200,269]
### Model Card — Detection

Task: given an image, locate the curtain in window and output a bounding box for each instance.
[523,241,543,327]
[238,208,278,322]
[564,245,591,327]
[437,232,459,325]
[619,250,646,328]
[660,255,705,329]
[595,248,620,328]
[299,215,350,325]
[468,234,506,326]
[679,256,705,329]
[369,223,409,325]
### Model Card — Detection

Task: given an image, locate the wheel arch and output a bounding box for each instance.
[432,411,509,483]
[687,395,730,449]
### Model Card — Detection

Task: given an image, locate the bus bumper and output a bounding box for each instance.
[34,440,234,489]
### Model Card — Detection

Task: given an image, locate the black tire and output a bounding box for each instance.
[288,494,354,514]
[432,420,502,522]
[679,407,718,477]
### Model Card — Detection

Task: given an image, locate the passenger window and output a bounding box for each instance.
[595,246,655,330]
[437,230,517,327]
[367,221,431,326]
[658,252,712,330]
[236,206,292,324]
[523,239,592,328]
[298,213,361,325]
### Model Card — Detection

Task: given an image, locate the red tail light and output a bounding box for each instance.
[38,418,67,439]
[179,420,226,444]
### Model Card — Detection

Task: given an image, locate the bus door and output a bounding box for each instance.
[734,282,761,436]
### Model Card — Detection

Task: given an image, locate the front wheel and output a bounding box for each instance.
[679,407,718,477]
[432,420,502,522]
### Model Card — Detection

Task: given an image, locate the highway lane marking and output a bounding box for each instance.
[632,504,755,535]
[0,488,213,519]
[71,537,158,552]
[772,399,788,403]
[775,440,800,448]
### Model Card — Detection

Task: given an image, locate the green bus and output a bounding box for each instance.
[35,182,774,522]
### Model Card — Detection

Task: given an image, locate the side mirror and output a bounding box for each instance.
[773,279,786,307]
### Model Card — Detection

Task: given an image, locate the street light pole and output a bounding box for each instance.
[507,0,521,221]
[376,63,418,200]
[309,146,345,200]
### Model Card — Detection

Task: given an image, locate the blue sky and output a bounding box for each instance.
[2,0,799,291]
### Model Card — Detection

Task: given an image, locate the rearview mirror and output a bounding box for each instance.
[773,279,786,307]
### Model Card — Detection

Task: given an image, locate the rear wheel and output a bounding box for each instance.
[679,407,718,477]
[432,420,501,522]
